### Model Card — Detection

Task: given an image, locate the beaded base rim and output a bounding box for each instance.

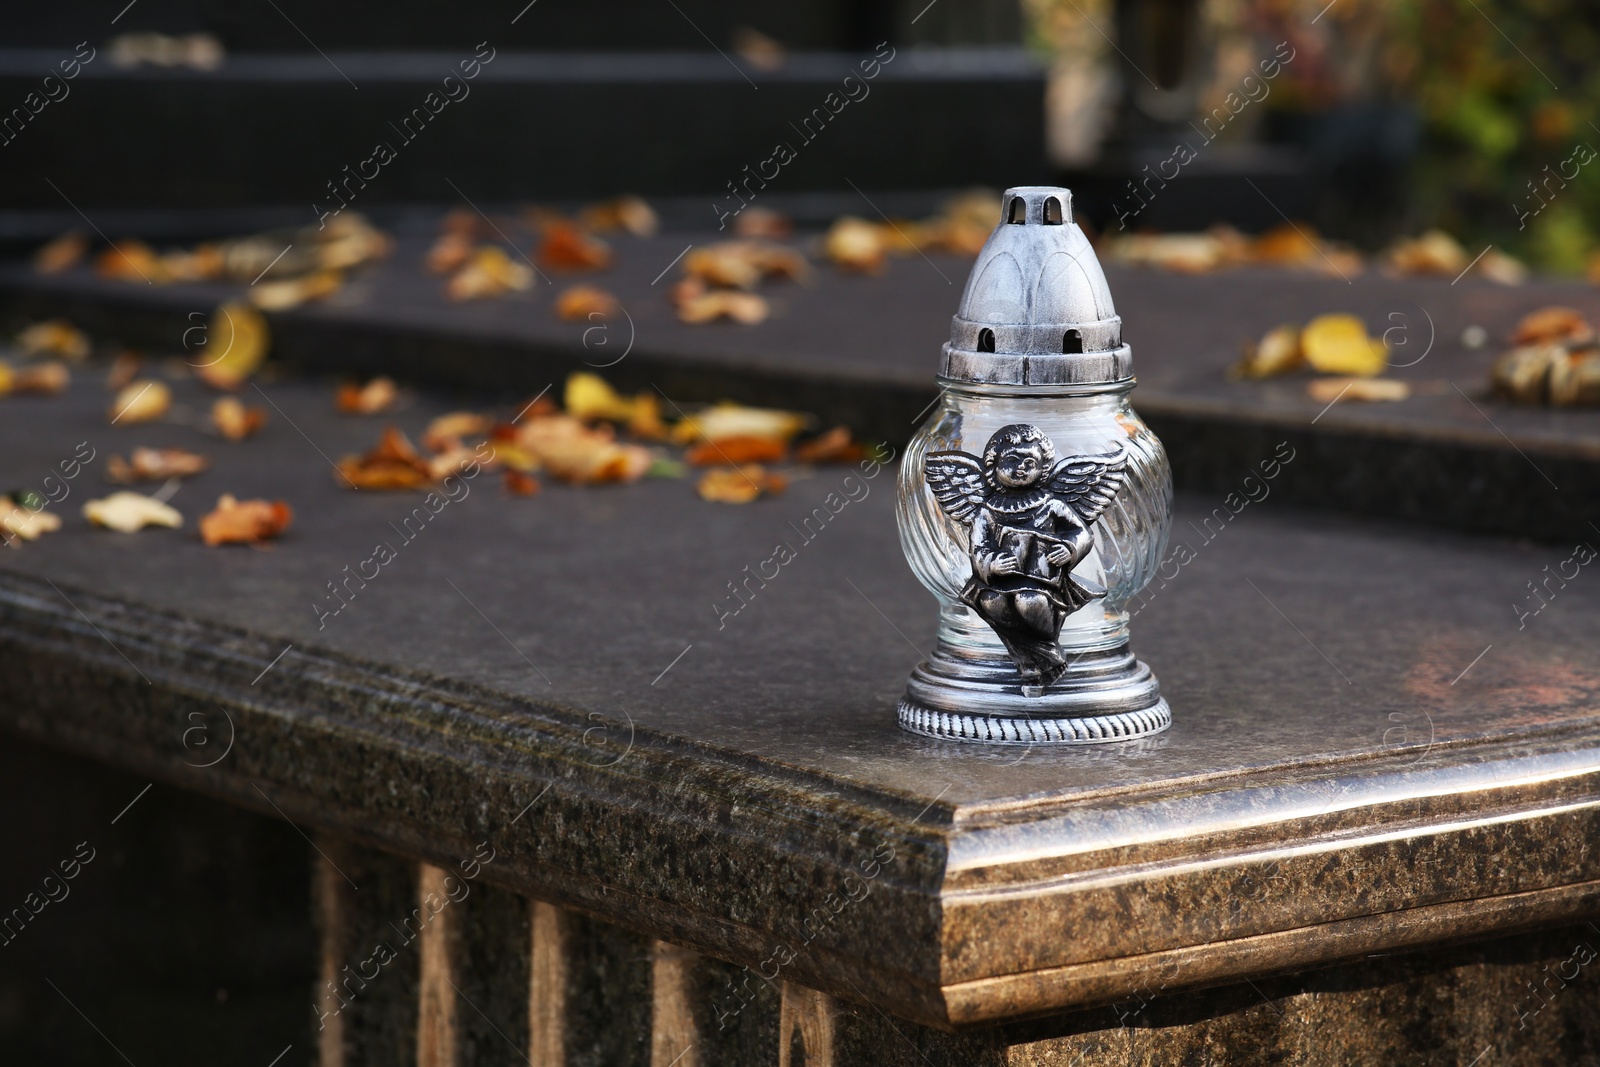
[897,699,1170,745]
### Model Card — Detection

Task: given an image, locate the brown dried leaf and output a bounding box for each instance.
[212,396,267,440]
[824,217,889,274]
[423,411,491,453]
[555,286,620,321]
[1512,306,1593,347]
[514,415,652,484]
[1233,325,1304,380]
[17,319,90,361]
[1306,377,1410,404]
[446,246,535,301]
[427,231,474,275]
[794,426,865,464]
[34,232,88,275]
[7,361,71,395]
[251,269,343,310]
[686,435,787,466]
[538,223,612,272]
[200,494,293,545]
[108,447,210,483]
[1384,230,1467,276]
[336,377,398,414]
[109,380,172,424]
[676,290,769,325]
[336,426,432,489]
[733,207,792,239]
[96,240,169,283]
[1548,350,1600,407]
[579,195,658,237]
[696,464,787,503]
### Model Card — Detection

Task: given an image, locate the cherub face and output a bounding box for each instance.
[993,442,1047,489]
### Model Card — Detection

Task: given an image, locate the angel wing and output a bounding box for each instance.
[924,450,987,524]
[1047,449,1127,526]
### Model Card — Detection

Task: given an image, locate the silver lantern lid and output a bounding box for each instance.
[940,186,1132,388]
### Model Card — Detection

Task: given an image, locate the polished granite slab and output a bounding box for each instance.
[4,217,1598,540]
[2,368,1599,1027]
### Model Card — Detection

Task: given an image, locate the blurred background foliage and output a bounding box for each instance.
[1024,0,1600,272]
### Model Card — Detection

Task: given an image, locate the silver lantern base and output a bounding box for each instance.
[897,643,1170,745]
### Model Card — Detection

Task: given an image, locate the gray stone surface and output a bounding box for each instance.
[2,368,1599,1027]
[5,222,1599,539]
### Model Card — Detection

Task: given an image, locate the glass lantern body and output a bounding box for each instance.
[897,379,1172,669]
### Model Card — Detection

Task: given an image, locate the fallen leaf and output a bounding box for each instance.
[17,319,90,361]
[503,470,540,496]
[824,217,889,273]
[109,380,172,424]
[200,494,292,545]
[427,231,474,274]
[1476,249,1528,286]
[696,464,787,503]
[337,426,433,489]
[628,392,669,441]
[1233,325,1304,379]
[34,232,88,274]
[555,286,620,321]
[1301,314,1386,376]
[1492,344,1562,404]
[83,491,183,532]
[565,372,636,423]
[1512,306,1593,346]
[1384,230,1467,276]
[538,223,612,272]
[579,196,658,237]
[0,497,63,545]
[95,240,167,283]
[423,411,491,452]
[336,377,399,414]
[195,303,271,390]
[212,396,268,440]
[446,246,535,301]
[428,445,492,480]
[731,26,785,70]
[313,213,392,271]
[733,207,792,239]
[686,435,787,466]
[108,447,210,483]
[1547,350,1600,406]
[251,269,343,310]
[794,425,866,464]
[1306,378,1410,403]
[158,245,225,282]
[683,243,763,289]
[514,415,652,484]
[670,402,809,445]
[676,290,769,325]
[1104,232,1236,274]
[1,361,70,396]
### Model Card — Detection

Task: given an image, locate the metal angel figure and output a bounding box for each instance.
[925,424,1127,687]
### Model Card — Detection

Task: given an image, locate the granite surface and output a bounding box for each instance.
[2,370,1600,1026]
[4,217,1599,540]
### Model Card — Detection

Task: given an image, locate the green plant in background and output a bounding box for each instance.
[1022,0,1600,272]
[1346,0,1600,271]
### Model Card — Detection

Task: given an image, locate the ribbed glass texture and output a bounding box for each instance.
[896,383,1171,660]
